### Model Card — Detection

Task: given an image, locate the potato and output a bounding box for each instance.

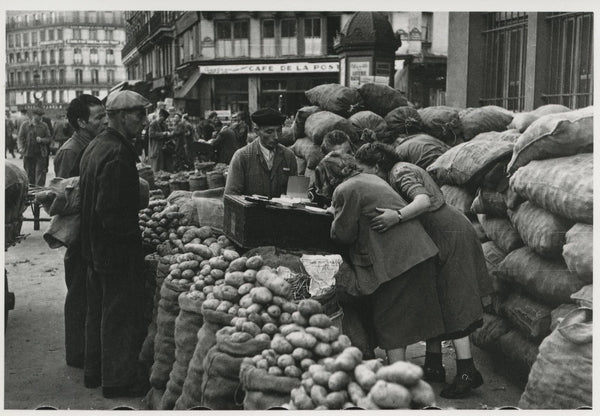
[209,242,222,257]
[369,380,411,409]
[210,268,225,280]
[299,299,324,317]
[245,256,264,270]
[208,256,228,270]
[301,376,315,393]
[181,269,195,280]
[224,271,245,287]
[308,314,332,328]
[375,361,423,387]
[300,358,316,371]
[262,323,278,336]
[268,366,283,376]
[251,354,262,364]
[216,302,232,313]
[344,346,363,362]
[260,312,276,325]
[254,333,270,342]
[242,321,261,336]
[291,386,315,410]
[312,370,332,386]
[286,332,318,350]
[243,269,257,283]
[247,312,263,326]
[334,351,360,372]
[354,364,377,390]
[271,296,287,307]
[310,385,328,406]
[246,303,263,315]
[321,357,336,372]
[200,265,212,276]
[410,379,436,408]
[328,371,351,391]
[219,285,239,302]
[281,301,298,314]
[230,331,253,343]
[292,311,308,326]
[196,226,213,240]
[280,323,304,337]
[202,237,217,246]
[222,249,240,262]
[279,312,293,325]
[170,268,182,278]
[264,304,281,319]
[228,257,248,272]
[237,282,254,296]
[263,275,292,298]
[308,364,326,376]
[256,270,276,286]
[271,336,293,354]
[305,327,333,343]
[284,365,303,378]
[256,358,269,370]
[362,359,384,373]
[347,381,366,403]
[277,354,295,369]
[291,347,311,361]
[251,287,273,304]
[202,286,214,295]
[237,308,248,317]
[313,342,333,358]
[239,294,253,309]
[356,396,380,410]
[202,298,220,310]
[325,391,347,409]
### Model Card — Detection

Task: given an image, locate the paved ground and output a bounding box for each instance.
[3,155,526,410]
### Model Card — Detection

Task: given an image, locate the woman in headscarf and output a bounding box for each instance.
[354,142,492,399]
[315,152,446,363]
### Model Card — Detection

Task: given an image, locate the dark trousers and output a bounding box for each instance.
[64,245,87,367]
[85,259,145,388]
[23,156,47,186]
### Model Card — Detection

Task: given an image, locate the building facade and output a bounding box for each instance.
[121,11,448,117]
[5,11,127,117]
[446,12,593,111]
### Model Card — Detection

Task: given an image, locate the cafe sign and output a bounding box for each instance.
[199,62,339,75]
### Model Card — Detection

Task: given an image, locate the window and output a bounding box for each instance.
[481,12,528,110]
[59,90,65,103]
[49,49,56,64]
[10,73,15,86]
[24,51,29,62]
[33,51,38,62]
[16,52,21,63]
[40,29,46,42]
[50,70,56,83]
[57,28,63,40]
[31,31,37,45]
[88,11,97,23]
[26,91,31,103]
[262,19,275,56]
[17,72,22,85]
[304,17,321,56]
[106,29,113,41]
[9,53,14,63]
[15,34,21,47]
[107,69,115,83]
[23,32,29,47]
[59,48,64,63]
[59,69,65,83]
[106,49,115,64]
[92,90,100,97]
[8,34,14,48]
[75,69,83,84]
[545,12,593,108]
[42,70,47,83]
[74,48,82,64]
[41,50,47,64]
[90,29,97,41]
[215,20,249,57]
[73,28,81,39]
[52,90,57,103]
[90,49,99,64]
[25,71,31,84]
[104,11,114,24]
[281,19,297,55]
[48,29,54,41]
[91,69,99,84]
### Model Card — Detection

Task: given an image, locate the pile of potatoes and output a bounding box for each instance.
[140,202,185,248]
[287,351,436,410]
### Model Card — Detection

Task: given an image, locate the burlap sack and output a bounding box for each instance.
[441,185,474,216]
[470,313,511,352]
[149,279,191,392]
[384,106,424,136]
[348,111,388,136]
[499,330,540,371]
[459,106,513,140]
[304,111,359,146]
[394,134,450,170]
[240,361,301,410]
[481,241,507,292]
[470,129,521,144]
[418,106,462,145]
[305,84,361,116]
[508,104,570,132]
[173,309,233,410]
[508,106,593,174]
[519,308,592,409]
[570,285,592,309]
[500,293,552,341]
[357,83,408,117]
[477,214,523,253]
[159,294,204,410]
[292,106,322,139]
[427,139,514,187]
[550,304,578,331]
[496,247,586,307]
[562,223,593,283]
[200,346,245,410]
[508,201,573,258]
[472,219,488,243]
[289,137,324,171]
[215,327,271,358]
[509,153,593,223]
[471,189,508,217]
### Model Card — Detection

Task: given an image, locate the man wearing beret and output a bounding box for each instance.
[225,108,297,198]
[17,106,52,186]
[79,90,150,398]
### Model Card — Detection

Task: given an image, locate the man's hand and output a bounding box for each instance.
[370,207,400,233]
[325,205,335,215]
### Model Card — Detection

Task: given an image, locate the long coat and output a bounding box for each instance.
[224,138,298,198]
[148,119,170,172]
[331,172,439,296]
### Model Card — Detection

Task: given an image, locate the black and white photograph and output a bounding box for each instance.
[2,2,595,411]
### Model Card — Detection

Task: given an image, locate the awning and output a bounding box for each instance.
[174,69,201,99]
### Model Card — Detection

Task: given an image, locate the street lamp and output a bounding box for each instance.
[32,70,43,105]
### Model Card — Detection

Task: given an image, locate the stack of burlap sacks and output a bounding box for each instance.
[465,106,593,409]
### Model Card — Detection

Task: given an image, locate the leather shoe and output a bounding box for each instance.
[440,370,484,399]
[102,384,148,399]
[421,365,446,383]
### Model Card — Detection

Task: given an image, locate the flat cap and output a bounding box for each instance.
[105,90,151,112]
[251,108,286,126]
[32,106,45,115]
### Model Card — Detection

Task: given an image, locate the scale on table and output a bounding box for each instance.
[244,176,312,207]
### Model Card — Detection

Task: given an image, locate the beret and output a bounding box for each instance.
[251,108,286,126]
[106,90,151,112]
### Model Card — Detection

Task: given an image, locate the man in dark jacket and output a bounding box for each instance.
[225,108,297,198]
[209,121,238,164]
[51,114,74,154]
[54,94,107,369]
[79,90,150,398]
[17,106,51,186]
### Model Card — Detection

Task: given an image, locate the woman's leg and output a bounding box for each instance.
[423,339,446,382]
[386,347,406,364]
[440,336,483,399]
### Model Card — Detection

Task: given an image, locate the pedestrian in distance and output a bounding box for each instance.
[54,94,107,369]
[79,90,152,398]
[17,106,51,186]
[5,109,17,158]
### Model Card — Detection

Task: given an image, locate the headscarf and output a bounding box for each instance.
[314,152,361,199]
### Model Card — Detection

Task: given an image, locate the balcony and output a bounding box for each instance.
[122,24,149,58]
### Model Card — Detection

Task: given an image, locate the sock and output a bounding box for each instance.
[424,351,443,369]
[456,358,476,375]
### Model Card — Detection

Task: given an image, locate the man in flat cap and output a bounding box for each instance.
[79,90,151,398]
[17,106,52,186]
[225,108,297,198]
